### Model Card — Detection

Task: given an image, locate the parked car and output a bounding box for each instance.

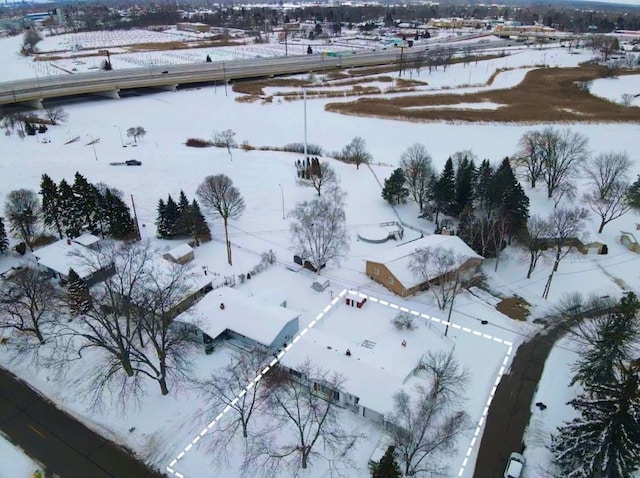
[504,452,525,478]
[125,159,142,166]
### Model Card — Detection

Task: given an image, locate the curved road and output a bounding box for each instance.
[0,366,164,478]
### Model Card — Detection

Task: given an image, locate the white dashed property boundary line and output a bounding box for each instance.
[165,288,513,478]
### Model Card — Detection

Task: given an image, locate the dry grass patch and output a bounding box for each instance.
[395,77,428,87]
[232,78,310,96]
[496,297,531,322]
[325,65,640,123]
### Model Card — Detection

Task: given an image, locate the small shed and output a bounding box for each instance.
[163,244,195,265]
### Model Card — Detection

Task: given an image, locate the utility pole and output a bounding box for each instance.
[222,62,228,97]
[130,194,142,241]
[444,277,459,337]
[303,88,308,159]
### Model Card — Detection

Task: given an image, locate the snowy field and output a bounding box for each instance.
[0,433,42,478]
[1,41,640,478]
[590,74,640,107]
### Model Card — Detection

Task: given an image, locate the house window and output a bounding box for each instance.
[373,267,380,276]
[333,390,340,401]
[388,276,395,285]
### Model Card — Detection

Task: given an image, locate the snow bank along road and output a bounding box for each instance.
[0,40,512,106]
[0,366,163,478]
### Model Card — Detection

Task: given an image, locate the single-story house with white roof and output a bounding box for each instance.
[32,234,114,287]
[365,234,483,297]
[279,327,431,424]
[175,286,299,353]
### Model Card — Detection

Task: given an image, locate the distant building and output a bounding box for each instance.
[177,22,210,33]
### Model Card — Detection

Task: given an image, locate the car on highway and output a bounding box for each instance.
[125,159,142,166]
[504,452,525,478]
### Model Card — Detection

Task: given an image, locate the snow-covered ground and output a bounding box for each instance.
[590,74,640,107]
[0,433,42,478]
[1,39,640,478]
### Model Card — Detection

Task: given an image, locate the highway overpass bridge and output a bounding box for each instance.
[0,40,510,108]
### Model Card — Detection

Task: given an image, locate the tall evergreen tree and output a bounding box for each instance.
[190,199,211,245]
[454,157,476,217]
[174,190,193,237]
[40,173,63,239]
[370,445,402,478]
[72,172,101,234]
[431,157,456,223]
[0,217,8,254]
[382,168,409,205]
[572,293,640,387]
[58,179,83,238]
[156,199,170,238]
[164,195,180,237]
[104,189,137,240]
[491,158,530,238]
[551,362,640,478]
[474,159,493,212]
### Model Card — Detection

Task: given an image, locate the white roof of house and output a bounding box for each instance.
[280,328,419,415]
[33,238,95,279]
[367,235,483,289]
[165,243,194,260]
[72,233,101,247]
[175,286,299,348]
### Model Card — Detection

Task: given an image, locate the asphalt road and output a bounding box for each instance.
[0,367,164,478]
[472,325,565,478]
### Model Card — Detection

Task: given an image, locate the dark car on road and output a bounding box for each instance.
[125,159,142,166]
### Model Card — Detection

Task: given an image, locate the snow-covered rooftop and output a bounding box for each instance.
[367,235,483,289]
[164,243,194,261]
[72,233,101,247]
[280,327,418,414]
[176,286,299,348]
[32,238,96,279]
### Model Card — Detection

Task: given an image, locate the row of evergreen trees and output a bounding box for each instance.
[382,155,529,258]
[156,191,211,245]
[0,217,8,254]
[40,172,137,240]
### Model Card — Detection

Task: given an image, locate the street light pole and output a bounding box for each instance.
[113,125,125,147]
[278,184,285,219]
[303,88,308,159]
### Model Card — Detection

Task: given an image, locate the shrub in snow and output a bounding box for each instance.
[186,138,212,148]
[393,312,416,331]
[283,142,324,156]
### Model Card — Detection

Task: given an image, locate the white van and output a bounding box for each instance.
[504,452,525,478]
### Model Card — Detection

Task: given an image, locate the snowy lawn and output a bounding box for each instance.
[0,432,43,478]
[590,74,640,107]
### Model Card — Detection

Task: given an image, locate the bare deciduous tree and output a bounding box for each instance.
[341,136,372,170]
[540,128,589,199]
[400,143,434,212]
[514,129,545,188]
[584,180,632,233]
[213,129,237,161]
[409,247,466,311]
[196,174,245,265]
[126,126,146,143]
[247,361,360,476]
[60,241,196,406]
[198,350,271,446]
[621,93,634,108]
[43,106,69,125]
[290,186,349,273]
[387,350,470,477]
[4,189,41,251]
[525,215,550,279]
[301,160,338,196]
[0,267,61,346]
[583,151,632,200]
[542,207,589,299]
